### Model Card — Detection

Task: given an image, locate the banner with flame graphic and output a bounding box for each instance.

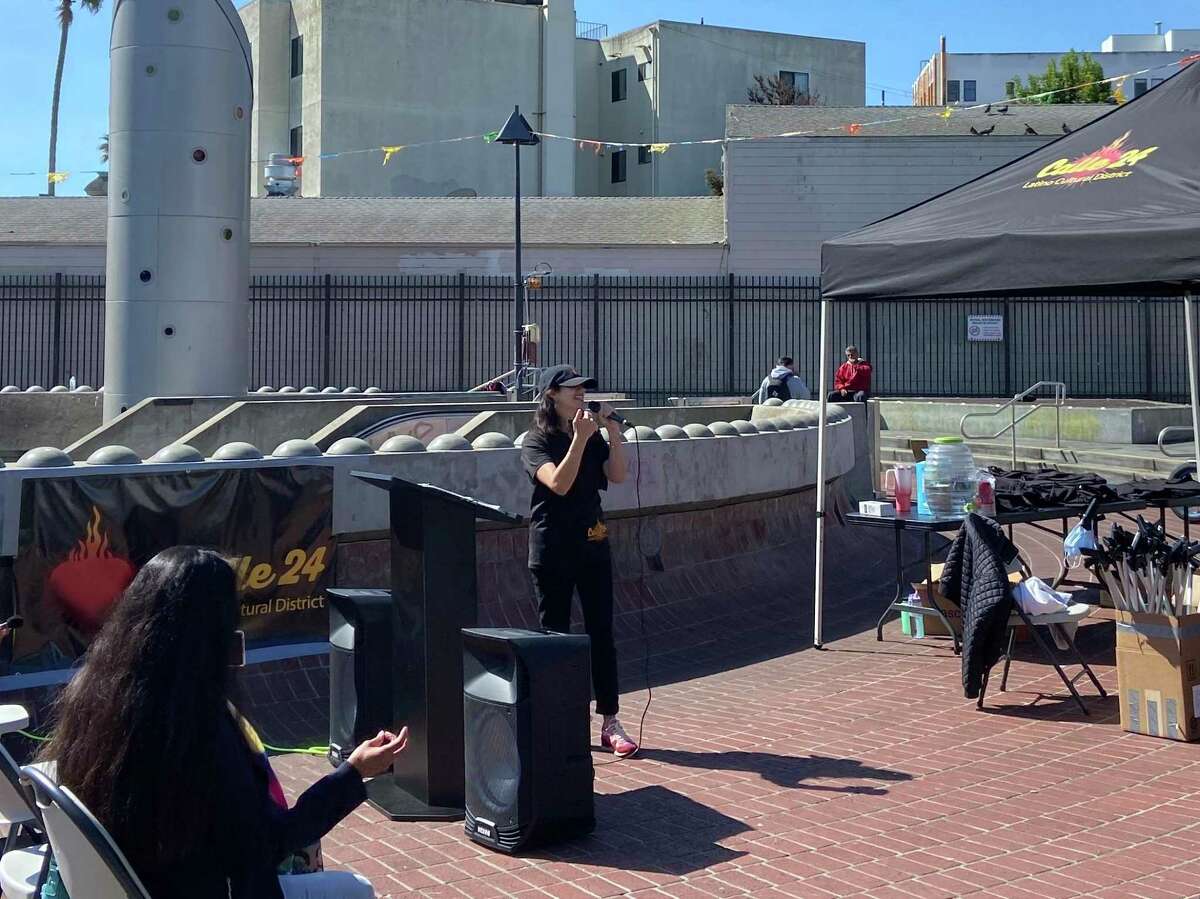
[8,466,333,674]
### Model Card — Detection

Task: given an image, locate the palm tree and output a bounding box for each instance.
[99,133,108,165]
[47,0,105,196]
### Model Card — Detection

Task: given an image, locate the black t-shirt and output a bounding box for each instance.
[521,427,610,566]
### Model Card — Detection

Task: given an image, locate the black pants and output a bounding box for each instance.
[529,540,619,716]
[828,390,869,403]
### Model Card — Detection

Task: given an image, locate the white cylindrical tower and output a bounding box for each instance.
[104,0,253,420]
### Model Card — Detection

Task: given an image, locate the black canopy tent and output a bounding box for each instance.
[812,60,1200,647]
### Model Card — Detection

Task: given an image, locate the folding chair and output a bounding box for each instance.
[0,706,50,899]
[23,766,151,899]
[976,551,1107,716]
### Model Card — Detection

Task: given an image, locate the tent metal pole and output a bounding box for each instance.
[1185,289,1200,480]
[814,297,831,649]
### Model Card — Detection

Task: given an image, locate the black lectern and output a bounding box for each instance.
[350,472,521,821]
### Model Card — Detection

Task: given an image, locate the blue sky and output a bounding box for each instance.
[0,1,1191,197]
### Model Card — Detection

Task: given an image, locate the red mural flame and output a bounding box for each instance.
[47,506,137,634]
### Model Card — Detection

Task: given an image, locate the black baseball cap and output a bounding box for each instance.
[536,365,598,396]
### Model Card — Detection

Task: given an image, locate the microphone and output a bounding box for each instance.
[588,401,629,426]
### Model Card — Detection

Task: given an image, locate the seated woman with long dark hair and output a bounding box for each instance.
[39,546,406,899]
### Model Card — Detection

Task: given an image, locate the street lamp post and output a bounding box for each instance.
[494,106,540,401]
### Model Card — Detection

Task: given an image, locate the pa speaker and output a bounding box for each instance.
[463,628,594,852]
[327,589,394,767]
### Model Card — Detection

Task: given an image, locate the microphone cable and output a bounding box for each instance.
[594,418,652,766]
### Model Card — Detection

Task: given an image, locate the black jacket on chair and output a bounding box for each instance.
[939,514,1020,699]
[134,714,367,899]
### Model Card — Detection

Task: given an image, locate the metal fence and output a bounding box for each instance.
[0,273,1190,404]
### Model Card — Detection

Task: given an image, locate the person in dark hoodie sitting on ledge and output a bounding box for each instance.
[39,546,407,899]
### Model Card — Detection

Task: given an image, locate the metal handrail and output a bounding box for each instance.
[960,381,1068,469]
[1157,425,1196,458]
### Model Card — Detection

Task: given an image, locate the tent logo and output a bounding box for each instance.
[1022,131,1158,189]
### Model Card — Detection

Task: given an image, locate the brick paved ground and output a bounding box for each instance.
[272,520,1200,899]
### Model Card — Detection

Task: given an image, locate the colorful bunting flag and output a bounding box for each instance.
[381,146,404,165]
[939,107,953,119]
[845,123,863,135]
[577,140,604,155]
[649,143,669,154]
[47,172,69,184]
[483,131,500,144]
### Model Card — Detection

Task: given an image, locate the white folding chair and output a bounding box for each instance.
[23,766,151,899]
[0,706,50,899]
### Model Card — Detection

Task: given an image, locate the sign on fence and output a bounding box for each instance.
[966,314,1004,342]
[10,466,333,674]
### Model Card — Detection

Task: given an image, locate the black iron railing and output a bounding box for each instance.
[0,273,1189,405]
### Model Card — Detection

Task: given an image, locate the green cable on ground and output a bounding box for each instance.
[18,728,326,756]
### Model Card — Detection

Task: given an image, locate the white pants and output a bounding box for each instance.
[278,872,374,899]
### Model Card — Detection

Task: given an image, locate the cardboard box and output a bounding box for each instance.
[906,563,1021,638]
[1116,609,1200,742]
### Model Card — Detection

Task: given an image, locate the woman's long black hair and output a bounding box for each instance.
[40,546,240,869]
[534,388,563,434]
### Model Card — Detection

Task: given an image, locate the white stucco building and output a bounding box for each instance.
[913,26,1199,107]
[238,0,864,198]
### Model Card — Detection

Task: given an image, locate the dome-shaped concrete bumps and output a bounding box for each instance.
[762,397,784,407]
[212,442,263,461]
[49,385,69,393]
[514,431,529,448]
[15,447,73,468]
[278,386,298,394]
[299,386,320,394]
[754,419,780,432]
[683,423,715,439]
[472,433,514,449]
[364,387,382,394]
[342,387,361,394]
[786,411,819,427]
[656,425,689,440]
[86,445,141,465]
[427,434,472,452]
[624,426,660,442]
[730,420,758,435]
[256,386,275,393]
[25,386,46,393]
[770,417,794,430]
[321,386,340,394]
[708,421,738,436]
[149,444,205,463]
[0,386,20,393]
[72,385,94,393]
[327,437,373,455]
[273,439,323,458]
[379,435,426,453]
[827,404,848,421]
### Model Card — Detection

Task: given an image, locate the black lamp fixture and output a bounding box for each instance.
[495,106,540,401]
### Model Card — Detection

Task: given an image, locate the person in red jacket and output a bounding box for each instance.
[828,345,873,403]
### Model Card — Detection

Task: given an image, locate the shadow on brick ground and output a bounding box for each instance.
[522,785,750,873]
[638,748,912,795]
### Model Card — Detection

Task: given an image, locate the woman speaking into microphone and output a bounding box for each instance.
[520,365,638,758]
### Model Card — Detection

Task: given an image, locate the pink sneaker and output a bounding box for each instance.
[600,718,638,758]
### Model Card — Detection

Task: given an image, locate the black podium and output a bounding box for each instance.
[350,472,521,821]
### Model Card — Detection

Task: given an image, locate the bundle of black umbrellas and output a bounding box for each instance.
[1082,516,1200,616]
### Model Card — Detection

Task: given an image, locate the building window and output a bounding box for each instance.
[611,149,626,183]
[1004,81,1015,98]
[778,70,810,98]
[637,61,649,82]
[963,80,977,102]
[638,145,651,165]
[1133,78,1148,97]
[289,125,303,157]
[611,68,627,102]
[946,80,960,102]
[290,35,303,78]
